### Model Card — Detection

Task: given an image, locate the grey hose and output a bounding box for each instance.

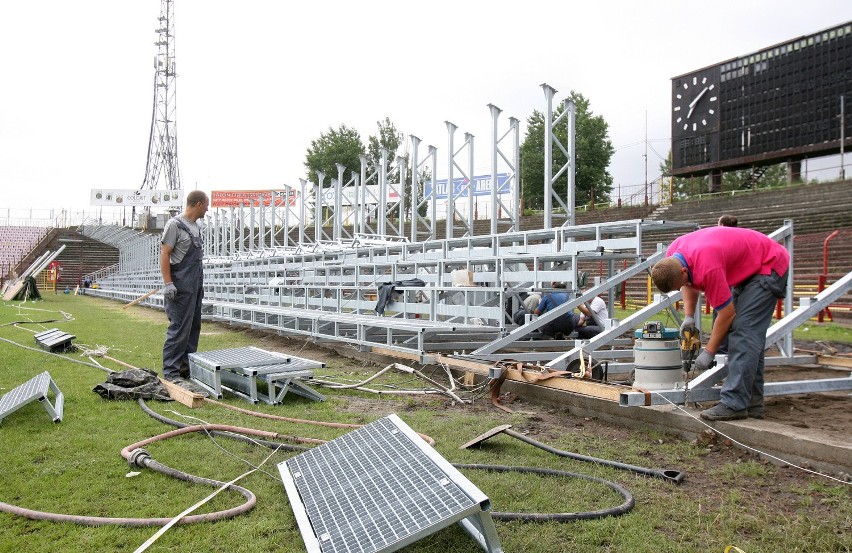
[454,464,635,521]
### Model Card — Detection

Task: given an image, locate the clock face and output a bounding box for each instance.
[672,68,720,138]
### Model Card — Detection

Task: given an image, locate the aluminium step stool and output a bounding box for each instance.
[228,362,326,404]
[0,372,64,424]
[34,328,76,352]
[188,346,325,404]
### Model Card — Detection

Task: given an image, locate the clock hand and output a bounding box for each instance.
[686,86,709,119]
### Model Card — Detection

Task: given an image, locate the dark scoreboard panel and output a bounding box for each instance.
[672,22,852,175]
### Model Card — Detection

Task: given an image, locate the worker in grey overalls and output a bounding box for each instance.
[159,191,209,382]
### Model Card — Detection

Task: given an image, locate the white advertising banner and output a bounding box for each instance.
[90,189,184,207]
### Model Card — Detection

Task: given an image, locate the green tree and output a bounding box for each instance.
[659,154,789,202]
[520,91,614,210]
[721,162,788,191]
[367,117,402,172]
[304,124,365,184]
[659,152,707,200]
[367,117,416,220]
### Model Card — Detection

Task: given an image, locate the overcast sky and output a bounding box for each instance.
[1,0,850,217]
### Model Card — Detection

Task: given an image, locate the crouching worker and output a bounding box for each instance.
[534,282,580,339]
[576,288,608,339]
[650,226,789,421]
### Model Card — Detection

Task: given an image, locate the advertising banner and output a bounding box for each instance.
[424,173,510,199]
[211,189,296,208]
[319,184,399,204]
[90,189,184,207]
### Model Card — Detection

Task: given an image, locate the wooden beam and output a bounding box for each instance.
[123,288,160,309]
[371,346,423,362]
[817,355,852,369]
[434,354,627,402]
[159,378,205,409]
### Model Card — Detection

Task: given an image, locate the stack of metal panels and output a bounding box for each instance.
[278,414,503,553]
[188,346,324,404]
[34,328,76,352]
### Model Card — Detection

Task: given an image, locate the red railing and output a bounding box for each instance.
[817,230,840,322]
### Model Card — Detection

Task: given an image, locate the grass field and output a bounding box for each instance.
[0,294,849,552]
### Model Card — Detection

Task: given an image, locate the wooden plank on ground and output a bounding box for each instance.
[372,346,423,362]
[159,378,205,408]
[434,353,626,402]
[817,355,852,369]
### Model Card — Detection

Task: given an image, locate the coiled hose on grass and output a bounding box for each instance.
[454,464,634,521]
[141,400,635,522]
[0,427,261,527]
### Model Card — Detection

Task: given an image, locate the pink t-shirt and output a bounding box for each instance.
[666,227,790,310]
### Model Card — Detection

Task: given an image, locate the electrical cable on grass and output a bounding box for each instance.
[653,392,852,485]
[0,335,113,372]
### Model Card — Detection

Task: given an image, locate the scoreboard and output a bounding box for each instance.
[672,22,852,176]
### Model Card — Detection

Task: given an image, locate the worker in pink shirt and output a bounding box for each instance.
[651,226,790,421]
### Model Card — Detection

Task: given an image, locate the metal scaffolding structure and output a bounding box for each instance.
[82,214,852,406]
[141,0,181,193]
[77,65,852,408]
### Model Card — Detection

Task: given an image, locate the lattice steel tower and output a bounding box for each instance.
[141,0,181,192]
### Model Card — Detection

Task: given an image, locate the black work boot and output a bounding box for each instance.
[700,403,747,421]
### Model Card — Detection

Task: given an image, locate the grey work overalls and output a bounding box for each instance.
[162,218,204,380]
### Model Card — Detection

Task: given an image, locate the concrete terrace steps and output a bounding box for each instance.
[48,228,119,286]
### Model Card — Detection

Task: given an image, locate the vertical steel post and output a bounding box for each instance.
[238,203,245,254]
[211,209,224,255]
[270,190,277,249]
[378,149,389,237]
[445,121,457,239]
[780,219,795,357]
[566,98,576,227]
[249,199,256,251]
[510,116,520,231]
[259,196,266,250]
[351,172,360,237]
[282,187,290,248]
[465,133,475,233]
[396,155,407,238]
[335,164,345,241]
[298,179,308,246]
[410,135,421,243]
[315,171,325,244]
[542,84,555,229]
[489,104,501,236]
[428,145,438,240]
[228,206,235,256]
[359,156,369,236]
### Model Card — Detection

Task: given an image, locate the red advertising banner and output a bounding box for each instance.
[210,189,297,208]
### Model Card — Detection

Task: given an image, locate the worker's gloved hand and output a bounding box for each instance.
[162,283,177,301]
[679,315,697,338]
[694,349,715,371]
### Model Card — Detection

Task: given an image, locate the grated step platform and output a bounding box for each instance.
[279,414,502,553]
[0,372,64,424]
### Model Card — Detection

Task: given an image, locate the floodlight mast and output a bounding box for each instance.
[140,0,181,199]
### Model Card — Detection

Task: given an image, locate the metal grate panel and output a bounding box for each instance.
[279,414,501,553]
[190,346,290,369]
[0,372,64,423]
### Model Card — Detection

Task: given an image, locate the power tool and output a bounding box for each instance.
[680,325,701,372]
